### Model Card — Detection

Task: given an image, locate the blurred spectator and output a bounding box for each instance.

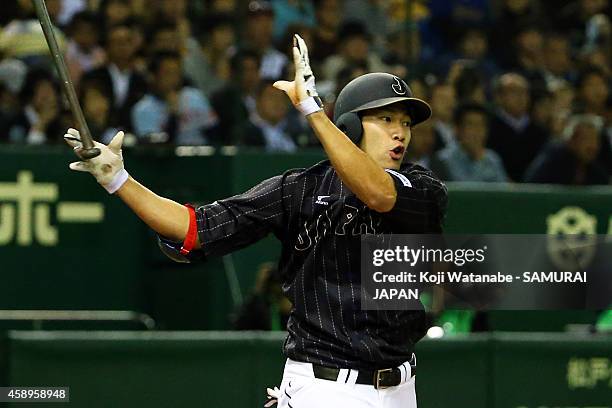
[431,103,508,182]
[458,28,497,75]
[57,0,87,27]
[321,21,389,85]
[580,43,611,77]
[271,0,316,42]
[525,114,608,184]
[429,82,457,149]
[575,66,612,173]
[144,22,183,56]
[383,27,422,78]
[510,24,547,91]
[452,63,488,105]
[184,13,235,96]
[554,0,611,48]
[81,22,147,131]
[233,262,291,331]
[551,80,576,114]
[426,0,492,56]
[549,82,575,138]
[542,33,576,89]
[126,17,147,71]
[343,0,390,52]
[579,13,611,75]
[142,20,219,96]
[98,0,133,29]
[310,0,341,68]
[210,50,261,146]
[442,27,499,82]
[5,68,64,144]
[584,10,611,48]
[530,89,555,137]
[0,0,66,67]
[243,0,288,80]
[65,11,106,86]
[152,0,191,47]
[488,73,549,181]
[242,80,302,151]
[79,78,119,144]
[575,66,610,117]
[0,59,28,140]
[131,51,217,145]
[404,118,436,169]
[492,0,542,68]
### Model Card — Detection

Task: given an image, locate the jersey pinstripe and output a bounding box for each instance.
[195,160,447,370]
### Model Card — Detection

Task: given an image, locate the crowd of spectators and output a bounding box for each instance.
[0,0,610,185]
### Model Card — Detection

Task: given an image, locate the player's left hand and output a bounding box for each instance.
[263,386,280,407]
[63,128,129,194]
[274,34,319,107]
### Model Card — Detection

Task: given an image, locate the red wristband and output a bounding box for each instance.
[180,204,197,255]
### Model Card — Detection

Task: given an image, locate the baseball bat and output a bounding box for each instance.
[32,0,100,159]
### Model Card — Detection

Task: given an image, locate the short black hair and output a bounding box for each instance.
[454,65,485,102]
[20,68,57,104]
[145,21,178,44]
[337,20,371,43]
[148,50,182,74]
[79,76,113,103]
[453,103,489,126]
[197,13,235,39]
[576,66,607,89]
[230,49,261,75]
[68,11,100,34]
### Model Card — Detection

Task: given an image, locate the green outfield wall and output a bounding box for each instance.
[1,331,611,408]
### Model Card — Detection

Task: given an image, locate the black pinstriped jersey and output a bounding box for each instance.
[195,160,447,370]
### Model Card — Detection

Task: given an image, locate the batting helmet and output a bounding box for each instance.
[333,73,432,144]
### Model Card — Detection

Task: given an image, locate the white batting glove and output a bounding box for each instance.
[63,128,129,194]
[274,34,322,116]
[294,34,318,99]
[263,386,280,407]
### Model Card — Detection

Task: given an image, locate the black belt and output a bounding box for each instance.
[312,363,415,389]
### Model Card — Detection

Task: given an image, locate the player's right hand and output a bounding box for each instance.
[274,34,322,116]
[63,128,129,194]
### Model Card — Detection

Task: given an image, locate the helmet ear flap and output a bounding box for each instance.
[335,112,363,145]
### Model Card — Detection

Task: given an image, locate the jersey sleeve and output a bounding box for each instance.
[195,173,294,258]
[383,167,448,232]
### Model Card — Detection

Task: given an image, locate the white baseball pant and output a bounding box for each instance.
[276,358,417,408]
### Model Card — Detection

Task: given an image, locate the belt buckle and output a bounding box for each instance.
[374,368,393,389]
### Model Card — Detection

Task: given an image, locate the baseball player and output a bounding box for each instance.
[64,35,447,408]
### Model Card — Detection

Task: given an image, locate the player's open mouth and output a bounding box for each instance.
[389,146,405,160]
